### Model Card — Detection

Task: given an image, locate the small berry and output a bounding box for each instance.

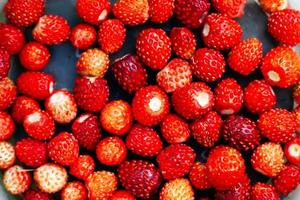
[0,111,15,141]
[0,49,11,80]
[0,23,25,55]
[284,137,300,165]
[189,162,211,190]
[0,78,17,110]
[70,23,97,50]
[274,165,300,195]
[159,178,194,200]
[212,0,246,18]
[111,190,136,200]
[0,141,15,170]
[70,155,95,181]
[251,182,280,200]
[11,96,40,124]
[149,0,174,23]
[23,189,52,200]
[61,181,87,200]
[259,0,287,13]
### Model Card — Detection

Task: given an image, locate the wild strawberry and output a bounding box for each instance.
[15,138,47,167]
[112,0,149,26]
[11,96,40,124]
[157,144,196,180]
[157,58,192,93]
[72,113,101,150]
[172,82,214,119]
[70,24,97,50]
[274,165,300,195]
[111,190,136,200]
[244,80,276,114]
[100,100,133,135]
[34,163,68,193]
[70,155,95,180]
[261,46,300,88]
[3,165,31,195]
[161,114,190,144]
[206,146,246,190]
[159,178,194,200]
[189,162,211,190]
[45,89,77,124]
[23,189,52,200]
[0,78,17,110]
[212,0,246,18]
[170,27,196,60]
[112,54,148,94]
[73,76,109,112]
[251,182,280,200]
[0,141,15,170]
[259,0,287,13]
[202,13,243,50]
[76,0,111,25]
[17,71,54,100]
[214,78,243,115]
[251,142,285,177]
[191,48,225,82]
[0,111,15,140]
[148,0,174,23]
[284,137,300,165]
[0,23,25,55]
[258,108,296,143]
[136,28,171,70]
[126,124,163,157]
[191,111,222,148]
[4,0,44,27]
[23,110,55,140]
[174,0,211,29]
[268,9,300,46]
[118,160,162,199]
[98,19,126,53]
[48,132,79,166]
[0,49,10,80]
[222,115,261,151]
[96,136,127,166]
[228,38,263,75]
[33,15,70,45]
[61,181,87,200]
[132,85,169,126]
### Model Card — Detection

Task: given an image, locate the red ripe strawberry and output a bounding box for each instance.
[172,82,214,119]
[156,58,192,93]
[259,0,287,13]
[96,137,127,166]
[23,189,52,200]
[45,89,77,124]
[136,28,171,70]
[157,144,196,180]
[112,54,148,94]
[19,42,50,71]
[23,110,55,140]
[76,0,111,25]
[98,19,126,53]
[149,0,174,23]
[73,76,109,112]
[0,49,10,80]
[222,115,261,151]
[191,111,222,148]
[72,113,101,150]
[0,23,25,55]
[118,160,162,199]
[70,24,97,50]
[258,108,296,143]
[112,0,149,26]
[202,13,243,50]
[174,0,210,29]
[3,165,31,195]
[0,141,15,170]
[159,178,194,200]
[111,190,136,200]
[4,0,44,27]
[15,138,47,167]
[274,165,300,195]
[0,111,15,141]
[34,163,68,193]
[244,80,276,114]
[251,142,284,177]
[206,146,246,190]
[189,162,211,190]
[61,181,87,200]
[161,114,190,144]
[268,9,300,46]
[214,78,243,115]
[284,138,300,165]
[48,132,79,166]
[170,27,196,60]
[191,48,225,82]
[126,124,163,157]
[212,0,246,18]
[228,38,263,76]
[100,100,133,135]
[261,46,300,88]
[70,155,95,180]
[11,96,40,124]
[132,85,169,126]
[0,78,17,110]
[33,15,70,45]
[251,182,280,200]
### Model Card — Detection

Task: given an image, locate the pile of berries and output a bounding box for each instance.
[0,0,300,199]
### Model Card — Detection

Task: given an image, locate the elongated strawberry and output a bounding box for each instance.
[23,189,52,200]
[189,162,211,190]
[61,181,87,200]
[70,24,97,50]
[259,0,287,13]
[0,78,16,111]
[70,155,95,180]
[0,111,15,141]
[149,0,174,23]
[111,190,136,200]
[284,137,300,165]
[251,182,280,200]
[0,23,25,55]
[0,141,15,170]
[274,165,300,195]
[212,0,246,18]
[11,96,40,124]
[160,178,194,200]
[0,50,10,80]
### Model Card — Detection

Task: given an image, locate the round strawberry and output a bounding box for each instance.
[70,155,95,181]
[136,28,171,70]
[251,182,280,200]
[284,137,300,165]
[191,111,222,148]
[159,178,194,200]
[259,0,287,13]
[0,141,15,170]
[111,190,136,200]
[0,111,15,141]
[0,23,25,55]
[96,137,127,166]
[251,142,284,177]
[212,0,246,18]
[0,78,17,110]
[189,162,211,190]
[61,181,87,200]
[202,13,243,50]
[274,165,300,195]
[23,189,52,200]
[0,49,10,80]
[11,96,40,124]
[191,48,225,82]
[118,160,162,199]
[149,0,174,23]
[70,23,97,50]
